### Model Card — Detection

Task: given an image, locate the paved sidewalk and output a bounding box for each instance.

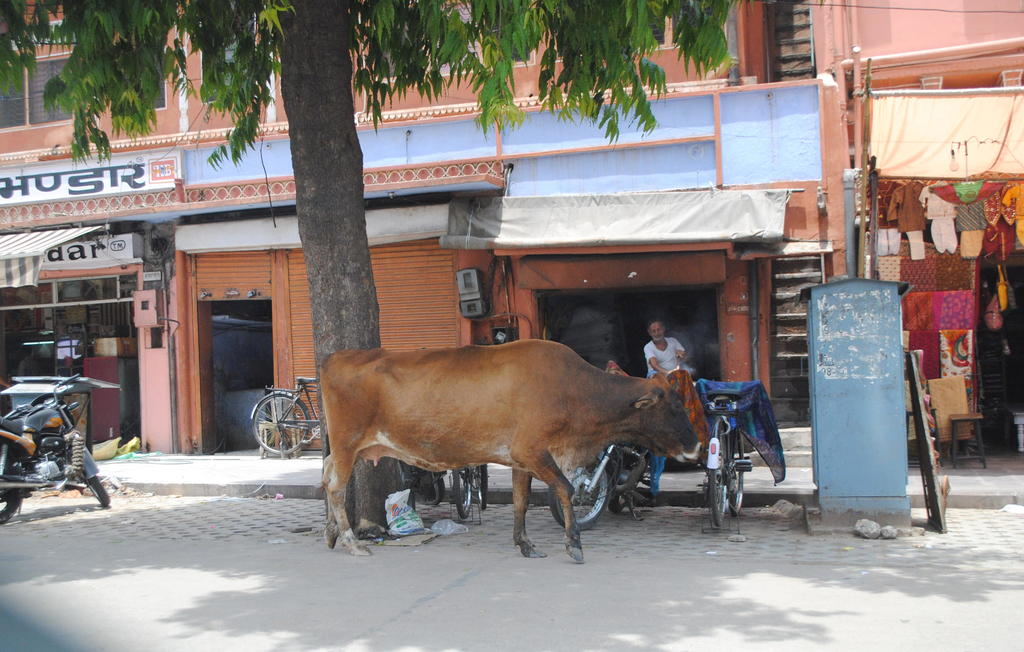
[97,450,1024,509]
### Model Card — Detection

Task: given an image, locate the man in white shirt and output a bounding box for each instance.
[644,320,689,378]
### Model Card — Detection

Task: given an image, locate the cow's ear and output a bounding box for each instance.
[633,388,664,409]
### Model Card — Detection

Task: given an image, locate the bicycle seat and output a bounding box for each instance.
[705,389,744,416]
[295,377,318,386]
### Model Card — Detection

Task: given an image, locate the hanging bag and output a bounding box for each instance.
[997,265,1010,311]
[984,293,1004,331]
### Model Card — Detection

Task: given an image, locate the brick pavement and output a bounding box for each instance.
[7,492,1024,571]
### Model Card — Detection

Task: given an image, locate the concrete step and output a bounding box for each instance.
[752,449,813,469]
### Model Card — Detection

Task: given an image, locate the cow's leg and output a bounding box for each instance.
[523,454,584,563]
[512,469,546,558]
[322,451,370,556]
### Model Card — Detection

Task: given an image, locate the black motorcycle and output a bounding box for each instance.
[548,443,652,530]
[0,375,111,523]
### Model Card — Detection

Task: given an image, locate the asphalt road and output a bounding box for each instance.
[1,491,1022,651]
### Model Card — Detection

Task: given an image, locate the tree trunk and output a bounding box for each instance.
[279,0,399,536]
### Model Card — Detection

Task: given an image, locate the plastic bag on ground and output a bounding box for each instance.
[385,489,427,536]
[116,436,140,456]
[430,519,469,536]
[91,437,121,461]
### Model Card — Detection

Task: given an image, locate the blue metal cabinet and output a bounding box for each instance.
[807,278,909,527]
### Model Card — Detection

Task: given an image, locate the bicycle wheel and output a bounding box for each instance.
[251,392,310,458]
[477,464,488,511]
[547,466,610,530]
[451,468,473,519]
[728,470,744,517]
[706,467,726,528]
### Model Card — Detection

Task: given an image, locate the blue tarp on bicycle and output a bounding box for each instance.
[695,379,786,484]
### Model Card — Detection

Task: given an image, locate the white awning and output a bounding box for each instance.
[0,226,101,288]
[175,204,450,253]
[870,89,1024,178]
[440,190,791,250]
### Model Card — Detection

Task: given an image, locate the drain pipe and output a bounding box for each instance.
[749,261,760,382]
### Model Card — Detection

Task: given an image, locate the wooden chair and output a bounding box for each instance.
[946,413,987,469]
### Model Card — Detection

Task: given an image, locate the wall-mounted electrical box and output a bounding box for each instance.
[133,289,164,327]
[456,268,488,318]
[456,268,483,300]
[459,298,488,319]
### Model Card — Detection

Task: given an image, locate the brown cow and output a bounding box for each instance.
[320,339,700,563]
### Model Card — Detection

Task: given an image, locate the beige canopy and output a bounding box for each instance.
[870,89,1024,179]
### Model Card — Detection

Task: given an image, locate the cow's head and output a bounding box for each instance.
[630,375,700,461]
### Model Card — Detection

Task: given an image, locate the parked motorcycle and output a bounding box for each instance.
[0,375,111,523]
[548,443,652,530]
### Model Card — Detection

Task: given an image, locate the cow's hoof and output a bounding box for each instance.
[348,545,372,557]
[324,523,339,549]
[517,543,547,558]
[567,545,584,564]
[339,529,370,556]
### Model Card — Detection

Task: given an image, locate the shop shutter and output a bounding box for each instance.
[286,250,317,380]
[372,240,458,351]
[193,251,273,301]
[286,240,458,378]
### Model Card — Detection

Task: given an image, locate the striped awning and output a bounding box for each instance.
[0,226,101,288]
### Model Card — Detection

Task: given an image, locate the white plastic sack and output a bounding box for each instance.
[430,519,469,536]
[385,489,427,536]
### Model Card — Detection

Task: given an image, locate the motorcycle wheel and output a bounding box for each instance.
[85,476,111,509]
[706,468,726,528]
[547,467,610,531]
[1,490,23,524]
[728,471,744,517]
[608,494,624,514]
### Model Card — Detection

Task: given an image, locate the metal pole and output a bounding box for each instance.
[857,60,873,278]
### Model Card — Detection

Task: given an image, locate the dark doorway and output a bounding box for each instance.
[210,300,273,452]
[540,288,720,380]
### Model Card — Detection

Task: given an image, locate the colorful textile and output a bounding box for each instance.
[695,379,785,484]
[932,290,975,330]
[983,217,1015,262]
[902,292,935,330]
[930,181,1005,205]
[934,253,975,291]
[960,230,984,259]
[666,369,710,448]
[900,256,937,291]
[877,255,901,282]
[909,330,941,380]
[955,203,987,231]
[939,329,973,378]
[1001,183,1024,245]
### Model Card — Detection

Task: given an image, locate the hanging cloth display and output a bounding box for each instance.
[929,180,1005,205]
[1000,183,1024,246]
[982,195,1016,262]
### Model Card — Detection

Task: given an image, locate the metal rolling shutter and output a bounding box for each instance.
[371,240,458,351]
[286,250,317,380]
[193,251,273,301]
[286,240,458,375]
